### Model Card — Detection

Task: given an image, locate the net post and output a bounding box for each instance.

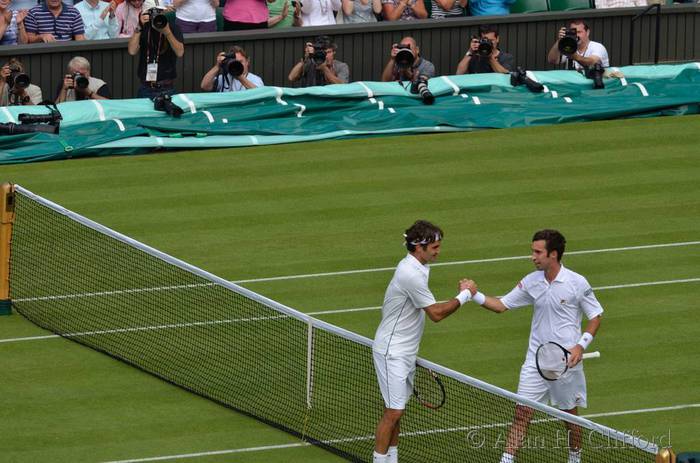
[0,183,15,316]
[656,448,676,463]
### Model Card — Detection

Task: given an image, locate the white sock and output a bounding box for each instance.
[373,450,389,463]
[500,453,515,463]
[568,449,581,463]
[387,445,398,463]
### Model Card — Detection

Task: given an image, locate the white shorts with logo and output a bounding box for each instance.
[517,363,587,410]
[373,350,415,410]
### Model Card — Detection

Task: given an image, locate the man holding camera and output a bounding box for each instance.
[456,25,513,75]
[127,5,184,99]
[55,56,111,103]
[381,36,435,82]
[547,19,609,71]
[288,35,349,87]
[201,46,264,92]
[0,58,42,106]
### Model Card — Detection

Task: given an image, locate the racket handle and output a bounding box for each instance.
[582,351,601,359]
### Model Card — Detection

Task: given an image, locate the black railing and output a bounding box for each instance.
[629,3,662,65]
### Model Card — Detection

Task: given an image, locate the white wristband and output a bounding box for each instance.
[472,291,486,305]
[456,289,471,306]
[577,332,593,350]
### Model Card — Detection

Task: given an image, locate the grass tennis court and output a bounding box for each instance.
[1,114,699,462]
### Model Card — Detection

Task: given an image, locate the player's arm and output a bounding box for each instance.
[475,294,508,313]
[424,279,474,322]
[568,314,602,367]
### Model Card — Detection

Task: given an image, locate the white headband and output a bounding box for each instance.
[404,233,441,246]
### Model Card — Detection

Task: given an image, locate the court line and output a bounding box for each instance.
[11,240,700,304]
[102,403,700,462]
[2,277,699,344]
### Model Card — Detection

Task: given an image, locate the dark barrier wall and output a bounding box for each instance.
[1,5,698,100]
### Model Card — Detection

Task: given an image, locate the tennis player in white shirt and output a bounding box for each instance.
[467,229,603,463]
[372,220,476,463]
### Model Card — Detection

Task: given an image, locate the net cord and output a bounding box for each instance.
[13,184,658,455]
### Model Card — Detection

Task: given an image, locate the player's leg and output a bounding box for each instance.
[373,352,412,462]
[375,407,403,459]
[500,364,549,462]
[550,369,587,463]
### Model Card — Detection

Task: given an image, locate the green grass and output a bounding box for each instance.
[1,115,699,462]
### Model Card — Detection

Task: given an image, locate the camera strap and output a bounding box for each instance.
[145,28,164,82]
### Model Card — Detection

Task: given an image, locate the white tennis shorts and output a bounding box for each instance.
[373,350,415,410]
[517,363,587,410]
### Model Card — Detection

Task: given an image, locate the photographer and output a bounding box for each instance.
[456,25,513,75]
[0,58,42,106]
[381,36,435,82]
[200,46,264,92]
[127,5,184,99]
[547,19,609,71]
[288,36,349,87]
[55,56,111,103]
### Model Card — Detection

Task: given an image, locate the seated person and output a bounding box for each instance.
[547,19,609,71]
[201,46,264,92]
[381,36,435,82]
[456,25,514,75]
[55,56,111,103]
[0,58,42,106]
[288,35,349,87]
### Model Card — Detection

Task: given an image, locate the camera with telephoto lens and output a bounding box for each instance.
[510,67,544,93]
[7,70,30,90]
[585,62,605,89]
[0,107,61,136]
[310,40,328,65]
[153,92,183,118]
[146,7,167,29]
[395,44,416,69]
[70,72,89,90]
[558,27,579,56]
[220,53,244,78]
[476,37,493,58]
[410,76,434,105]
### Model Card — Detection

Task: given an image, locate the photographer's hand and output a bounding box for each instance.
[304,42,314,59]
[557,27,566,40]
[62,74,74,91]
[0,65,10,82]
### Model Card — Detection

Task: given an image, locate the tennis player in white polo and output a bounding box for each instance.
[372,220,475,463]
[468,229,603,463]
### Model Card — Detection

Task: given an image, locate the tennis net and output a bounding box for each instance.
[8,184,660,463]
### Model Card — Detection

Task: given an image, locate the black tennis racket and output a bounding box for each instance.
[413,367,446,410]
[535,341,601,381]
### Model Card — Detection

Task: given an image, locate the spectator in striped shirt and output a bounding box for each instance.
[430,0,467,19]
[24,0,86,42]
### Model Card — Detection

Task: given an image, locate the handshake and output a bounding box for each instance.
[456,279,485,306]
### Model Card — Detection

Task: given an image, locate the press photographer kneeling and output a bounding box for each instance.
[55,57,111,103]
[381,37,435,105]
[0,59,43,106]
[127,5,184,99]
[201,46,263,92]
[456,25,513,75]
[547,19,609,88]
[288,35,349,87]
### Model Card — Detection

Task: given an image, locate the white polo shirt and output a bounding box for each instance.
[501,265,604,369]
[373,254,437,359]
[560,40,610,71]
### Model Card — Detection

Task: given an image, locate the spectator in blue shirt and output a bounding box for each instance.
[76,0,120,40]
[468,0,514,16]
[24,0,86,42]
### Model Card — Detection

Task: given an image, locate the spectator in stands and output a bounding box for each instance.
[55,56,111,103]
[223,0,272,30]
[547,19,609,71]
[267,0,292,28]
[75,0,120,40]
[468,0,514,16]
[381,36,435,82]
[456,24,514,74]
[288,35,349,86]
[24,0,85,42]
[342,0,381,23]
[9,0,38,12]
[127,8,184,99]
[200,46,264,92]
[382,0,428,20]
[1,0,28,44]
[430,0,467,19]
[594,0,645,8]
[300,0,339,25]
[0,58,42,106]
[115,0,144,37]
[173,0,218,33]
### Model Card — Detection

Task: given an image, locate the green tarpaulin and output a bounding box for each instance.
[1,63,699,164]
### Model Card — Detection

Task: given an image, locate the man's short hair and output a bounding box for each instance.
[532,229,566,261]
[404,220,443,252]
[314,35,336,51]
[5,58,24,73]
[68,56,91,73]
[568,19,590,31]
[478,24,499,37]
[228,45,249,60]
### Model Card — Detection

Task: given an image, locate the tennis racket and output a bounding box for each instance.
[413,367,446,410]
[535,341,601,381]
